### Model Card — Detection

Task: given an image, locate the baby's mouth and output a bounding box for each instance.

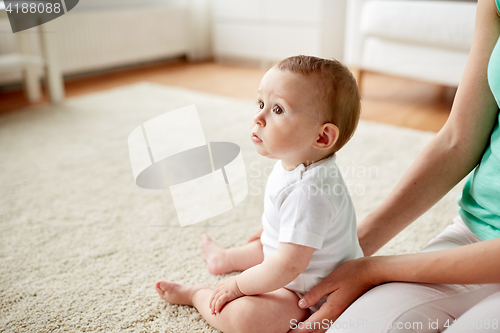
[251,132,262,143]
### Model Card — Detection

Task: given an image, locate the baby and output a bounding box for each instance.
[155,55,363,333]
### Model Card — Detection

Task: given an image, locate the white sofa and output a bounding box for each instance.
[211,0,348,66]
[344,0,477,88]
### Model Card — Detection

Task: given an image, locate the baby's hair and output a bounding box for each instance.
[276,55,361,152]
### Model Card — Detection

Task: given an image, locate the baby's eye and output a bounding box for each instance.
[258,101,264,110]
[273,105,284,115]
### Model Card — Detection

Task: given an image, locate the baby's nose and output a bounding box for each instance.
[254,111,266,126]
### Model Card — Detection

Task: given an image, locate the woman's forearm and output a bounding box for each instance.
[358,133,479,256]
[371,238,500,285]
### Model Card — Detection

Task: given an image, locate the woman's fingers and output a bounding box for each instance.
[292,258,378,333]
[290,292,344,333]
[298,274,338,310]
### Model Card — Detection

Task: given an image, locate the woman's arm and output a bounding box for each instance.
[290,1,500,331]
[359,0,500,256]
[292,238,500,333]
[376,237,500,285]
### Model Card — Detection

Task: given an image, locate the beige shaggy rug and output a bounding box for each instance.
[0,82,463,332]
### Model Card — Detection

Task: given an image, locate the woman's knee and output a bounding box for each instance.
[328,283,408,332]
[328,282,491,333]
[444,289,500,333]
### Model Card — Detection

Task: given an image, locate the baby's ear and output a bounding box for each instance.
[313,123,339,150]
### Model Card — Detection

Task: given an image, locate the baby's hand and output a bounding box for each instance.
[247,225,263,243]
[209,276,244,314]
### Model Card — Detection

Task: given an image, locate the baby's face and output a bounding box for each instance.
[251,68,324,169]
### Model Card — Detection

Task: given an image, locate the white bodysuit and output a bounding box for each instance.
[260,154,363,311]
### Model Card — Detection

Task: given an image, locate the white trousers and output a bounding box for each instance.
[327,216,500,333]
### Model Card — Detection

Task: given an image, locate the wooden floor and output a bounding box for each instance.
[0,59,454,132]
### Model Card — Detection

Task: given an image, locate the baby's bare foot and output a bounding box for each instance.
[202,234,234,275]
[155,281,207,306]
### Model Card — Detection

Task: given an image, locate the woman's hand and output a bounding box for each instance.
[247,225,264,243]
[290,257,382,333]
[209,276,244,315]
[291,236,500,332]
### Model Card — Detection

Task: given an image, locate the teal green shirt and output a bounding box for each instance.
[457,0,500,240]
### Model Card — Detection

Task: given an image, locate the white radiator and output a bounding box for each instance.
[0,5,190,85]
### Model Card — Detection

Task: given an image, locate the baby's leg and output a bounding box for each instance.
[156,281,308,333]
[202,234,264,275]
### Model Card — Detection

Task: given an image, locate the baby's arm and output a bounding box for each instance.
[210,242,315,314]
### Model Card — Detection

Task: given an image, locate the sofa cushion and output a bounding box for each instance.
[360,0,476,51]
[362,37,470,85]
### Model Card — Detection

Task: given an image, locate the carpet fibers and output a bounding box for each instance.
[0,83,462,332]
